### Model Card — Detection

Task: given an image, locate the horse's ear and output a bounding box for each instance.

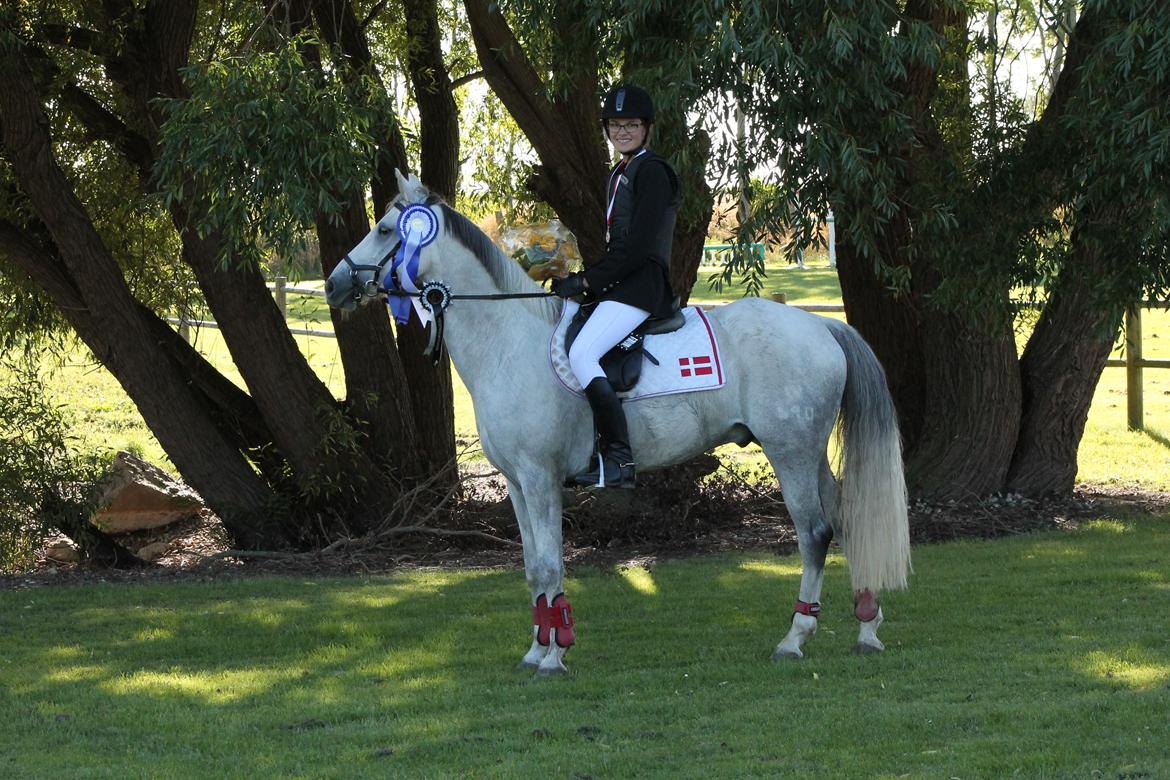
[393,169,429,203]
[394,168,410,198]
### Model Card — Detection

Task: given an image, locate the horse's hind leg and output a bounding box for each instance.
[767,451,835,661]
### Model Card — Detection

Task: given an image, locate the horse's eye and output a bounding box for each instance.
[377,225,391,236]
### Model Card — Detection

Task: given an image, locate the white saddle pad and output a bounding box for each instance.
[550,301,726,400]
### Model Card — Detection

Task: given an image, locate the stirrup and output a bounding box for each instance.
[573,450,636,489]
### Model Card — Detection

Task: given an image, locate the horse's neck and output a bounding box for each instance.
[433,245,559,386]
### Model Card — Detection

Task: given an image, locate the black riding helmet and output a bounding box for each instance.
[601,84,654,125]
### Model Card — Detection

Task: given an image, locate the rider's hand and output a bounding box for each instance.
[550,272,588,298]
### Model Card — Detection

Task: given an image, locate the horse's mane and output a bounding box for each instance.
[438,202,561,324]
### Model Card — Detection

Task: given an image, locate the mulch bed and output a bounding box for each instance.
[2,468,1167,591]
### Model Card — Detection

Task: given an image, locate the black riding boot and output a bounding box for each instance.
[573,377,636,489]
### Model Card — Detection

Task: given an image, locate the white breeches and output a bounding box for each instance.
[568,300,651,387]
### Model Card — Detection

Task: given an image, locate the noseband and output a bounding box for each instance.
[338,243,400,304]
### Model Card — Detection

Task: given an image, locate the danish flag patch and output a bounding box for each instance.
[679,355,714,378]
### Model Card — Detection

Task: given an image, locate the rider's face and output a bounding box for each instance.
[606,119,648,156]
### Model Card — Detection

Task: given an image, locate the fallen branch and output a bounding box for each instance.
[376,525,520,547]
[199,549,303,562]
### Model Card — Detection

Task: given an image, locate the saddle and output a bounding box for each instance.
[564,300,687,392]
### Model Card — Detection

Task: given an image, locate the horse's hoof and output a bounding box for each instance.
[852,641,884,655]
[771,647,803,661]
[534,663,569,678]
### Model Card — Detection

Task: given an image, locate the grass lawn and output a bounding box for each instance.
[2,509,1168,778]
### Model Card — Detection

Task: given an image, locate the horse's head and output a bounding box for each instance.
[324,170,444,312]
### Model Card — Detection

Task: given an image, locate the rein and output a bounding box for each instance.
[381,282,557,365]
[384,291,555,301]
[338,199,558,365]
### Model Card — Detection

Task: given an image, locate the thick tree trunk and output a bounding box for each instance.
[314,0,457,477]
[0,46,280,548]
[464,0,610,263]
[398,0,459,476]
[316,204,422,473]
[277,0,423,475]
[904,302,1022,499]
[834,218,1022,500]
[1008,227,1123,495]
[833,225,928,451]
[176,218,387,526]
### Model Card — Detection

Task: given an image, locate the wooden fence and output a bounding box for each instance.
[1107,304,1170,430]
[170,279,1168,430]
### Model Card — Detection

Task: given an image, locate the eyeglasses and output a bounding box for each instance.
[607,121,644,135]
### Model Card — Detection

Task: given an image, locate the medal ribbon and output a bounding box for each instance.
[386,204,439,326]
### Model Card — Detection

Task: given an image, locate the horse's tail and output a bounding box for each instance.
[824,319,911,593]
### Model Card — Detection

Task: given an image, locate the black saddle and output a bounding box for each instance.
[565,301,686,392]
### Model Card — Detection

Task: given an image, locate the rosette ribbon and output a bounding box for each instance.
[385,204,439,326]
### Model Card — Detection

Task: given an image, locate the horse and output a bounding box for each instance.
[325,171,911,676]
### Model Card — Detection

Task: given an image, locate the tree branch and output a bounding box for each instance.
[37,24,109,56]
[450,69,484,90]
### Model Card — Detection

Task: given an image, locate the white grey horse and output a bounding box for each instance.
[325,172,910,676]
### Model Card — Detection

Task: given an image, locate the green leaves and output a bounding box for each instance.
[0,358,108,572]
[154,35,387,269]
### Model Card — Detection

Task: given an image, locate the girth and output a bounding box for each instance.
[564,302,686,392]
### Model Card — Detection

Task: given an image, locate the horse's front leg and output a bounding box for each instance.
[507,476,574,676]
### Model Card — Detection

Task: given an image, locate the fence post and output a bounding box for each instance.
[274,275,287,320]
[178,317,190,344]
[827,209,836,268]
[1125,304,1143,430]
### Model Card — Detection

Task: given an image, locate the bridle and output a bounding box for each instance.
[337,242,401,303]
[333,200,556,364]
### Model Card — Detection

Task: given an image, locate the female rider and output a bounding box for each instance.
[551,84,679,489]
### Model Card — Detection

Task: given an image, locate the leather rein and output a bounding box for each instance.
[339,249,556,365]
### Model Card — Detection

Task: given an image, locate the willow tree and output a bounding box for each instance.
[704,0,1168,499]
[0,0,467,552]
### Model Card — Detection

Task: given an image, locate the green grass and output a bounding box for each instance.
[2,510,1168,778]
[690,261,844,305]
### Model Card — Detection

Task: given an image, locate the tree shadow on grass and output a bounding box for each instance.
[1141,425,1170,451]
[3,518,1169,777]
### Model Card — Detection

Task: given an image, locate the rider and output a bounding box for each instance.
[550,84,680,488]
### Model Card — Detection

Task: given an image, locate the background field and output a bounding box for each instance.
[40,262,1170,490]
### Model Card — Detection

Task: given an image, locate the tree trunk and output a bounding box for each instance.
[0,44,280,548]
[904,301,1022,499]
[832,222,928,451]
[398,0,459,475]
[316,204,422,473]
[1007,225,1124,495]
[314,0,458,477]
[175,217,387,530]
[277,0,424,476]
[464,0,610,263]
